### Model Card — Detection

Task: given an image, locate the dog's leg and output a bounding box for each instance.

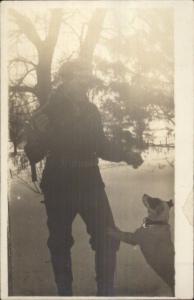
[108,228,137,245]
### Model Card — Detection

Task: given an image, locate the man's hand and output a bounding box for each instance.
[125,151,144,169]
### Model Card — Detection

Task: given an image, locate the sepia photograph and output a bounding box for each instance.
[0,1,193,299]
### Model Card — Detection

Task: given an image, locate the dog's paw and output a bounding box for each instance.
[107,227,119,237]
[107,227,116,235]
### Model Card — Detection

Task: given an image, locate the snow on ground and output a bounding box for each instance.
[8,154,174,296]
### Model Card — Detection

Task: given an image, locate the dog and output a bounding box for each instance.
[108,194,174,292]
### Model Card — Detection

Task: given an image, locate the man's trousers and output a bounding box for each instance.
[43,185,120,296]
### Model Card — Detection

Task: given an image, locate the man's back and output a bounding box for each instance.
[46,93,100,161]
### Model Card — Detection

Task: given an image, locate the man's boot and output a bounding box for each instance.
[50,253,73,296]
[95,251,117,296]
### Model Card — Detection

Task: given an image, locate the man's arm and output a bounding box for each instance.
[93,105,143,167]
[24,114,49,163]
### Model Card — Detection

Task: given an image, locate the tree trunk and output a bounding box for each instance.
[36,9,63,104]
[10,9,63,106]
[36,44,52,103]
[79,9,106,63]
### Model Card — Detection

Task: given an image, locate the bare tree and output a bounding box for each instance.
[10,9,63,102]
[9,8,106,153]
[8,7,174,155]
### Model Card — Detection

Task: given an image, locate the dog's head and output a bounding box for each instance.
[142,194,173,222]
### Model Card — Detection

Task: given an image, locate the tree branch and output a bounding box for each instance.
[9,57,37,68]
[35,9,63,103]
[9,85,37,95]
[45,9,63,49]
[15,68,36,86]
[148,143,174,148]
[10,9,42,49]
[79,9,107,63]
[63,21,81,42]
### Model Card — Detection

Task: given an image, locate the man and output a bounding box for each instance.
[25,60,143,296]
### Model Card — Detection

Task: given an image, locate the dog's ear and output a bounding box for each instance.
[167,199,174,208]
